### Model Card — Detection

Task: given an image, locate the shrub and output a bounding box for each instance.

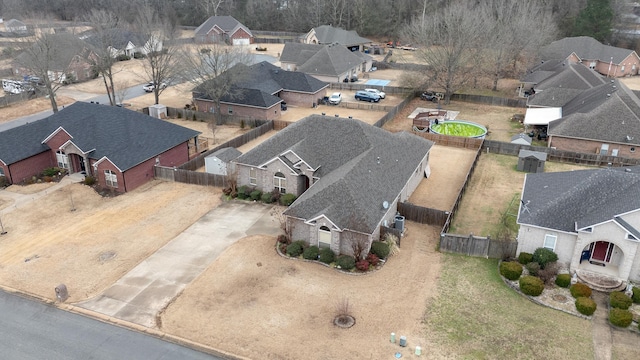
[318,247,335,264]
[237,185,248,199]
[366,253,380,266]
[250,190,262,201]
[303,245,319,260]
[116,54,130,61]
[133,52,146,59]
[42,176,53,183]
[570,283,592,299]
[192,113,197,121]
[555,273,571,288]
[633,286,640,304]
[277,234,290,245]
[609,308,633,328]
[610,292,633,310]
[499,261,523,281]
[370,241,390,259]
[42,167,61,177]
[519,275,544,296]
[240,119,245,129]
[526,262,540,276]
[335,255,356,270]
[286,240,306,257]
[261,192,273,203]
[177,112,182,119]
[575,297,597,316]
[532,247,558,269]
[356,259,370,271]
[518,252,533,265]
[0,176,9,188]
[280,193,297,206]
[270,189,281,203]
[538,262,559,285]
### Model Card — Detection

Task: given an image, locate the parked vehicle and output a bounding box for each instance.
[355,90,380,103]
[2,79,25,94]
[143,81,167,92]
[342,76,358,83]
[328,92,342,105]
[420,91,440,102]
[364,88,385,99]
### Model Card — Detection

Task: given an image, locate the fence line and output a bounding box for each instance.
[373,96,413,128]
[0,91,39,108]
[482,140,640,167]
[380,225,403,247]
[439,233,517,259]
[397,202,448,226]
[449,93,527,108]
[329,82,413,95]
[413,132,484,149]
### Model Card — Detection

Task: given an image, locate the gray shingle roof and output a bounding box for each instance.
[0,102,200,170]
[518,167,640,232]
[541,36,636,64]
[234,116,433,234]
[526,88,585,107]
[194,61,328,107]
[548,79,640,145]
[194,16,252,37]
[281,43,368,77]
[311,25,371,46]
[535,62,605,91]
[518,149,546,160]
[207,147,242,162]
[84,29,149,50]
[511,133,532,144]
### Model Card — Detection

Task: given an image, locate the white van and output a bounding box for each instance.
[2,79,24,94]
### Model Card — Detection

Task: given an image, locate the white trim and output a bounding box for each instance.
[626,233,638,241]
[543,234,557,251]
[259,156,297,174]
[93,156,123,172]
[42,126,73,144]
[516,222,577,236]
[281,149,315,171]
[104,169,118,188]
[304,215,341,231]
[249,167,257,185]
[59,140,95,155]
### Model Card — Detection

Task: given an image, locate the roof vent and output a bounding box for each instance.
[626,135,634,142]
[607,94,611,97]
[611,79,615,83]
[625,168,632,172]
[376,156,380,164]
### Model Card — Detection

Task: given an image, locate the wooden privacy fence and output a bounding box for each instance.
[380,225,403,247]
[154,166,228,187]
[439,233,517,259]
[483,140,640,167]
[397,202,448,226]
[449,93,527,108]
[413,132,484,149]
[373,96,413,128]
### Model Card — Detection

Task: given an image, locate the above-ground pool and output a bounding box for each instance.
[430,120,487,138]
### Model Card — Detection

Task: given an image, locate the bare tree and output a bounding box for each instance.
[200,0,226,16]
[182,42,253,137]
[134,5,183,105]
[84,9,122,106]
[402,0,490,104]
[114,79,131,105]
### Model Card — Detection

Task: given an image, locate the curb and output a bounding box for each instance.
[0,284,248,360]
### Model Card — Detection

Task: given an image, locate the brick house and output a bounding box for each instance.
[516,167,640,290]
[192,61,329,120]
[231,115,433,256]
[194,16,253,45]
[0,102,200,192]
[548,79,640,158]
[540,36,640,78]
[280,42,373,83]
[13,33,97,83]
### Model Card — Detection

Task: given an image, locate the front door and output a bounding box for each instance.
[591,241,609,262]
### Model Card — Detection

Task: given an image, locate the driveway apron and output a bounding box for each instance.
[78,201,280,327]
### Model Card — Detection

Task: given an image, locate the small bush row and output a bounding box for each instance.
[281,239,384,272]
[609,308,633,328]
[234,186,297,206]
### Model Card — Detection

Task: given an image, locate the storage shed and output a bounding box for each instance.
[511,133,532,145]
[205,147,242,175]
[517,149,547,173]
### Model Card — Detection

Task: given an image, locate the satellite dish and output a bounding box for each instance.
[382,201,389,209]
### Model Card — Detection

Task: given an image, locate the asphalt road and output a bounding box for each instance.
[0,290,220,359]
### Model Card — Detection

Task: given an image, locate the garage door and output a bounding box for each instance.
[232,38,250,46]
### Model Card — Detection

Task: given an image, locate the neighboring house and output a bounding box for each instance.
[194,16,253,45]
[516,167,640,288]
[192,61,329,120]
[5,19,27,34]
[0,102,200,192]
[547,79,640,159]
[304,25,371,52]
[13,33,98,83]
[232,115,433,256]
[540,36,640,78]
[205,147,242,175]
[279,43,372,83]
[511,133,532,146]
[83,29,162,58]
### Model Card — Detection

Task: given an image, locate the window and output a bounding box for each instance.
[621,65,625,73]
[612,149,619,157]
[543,234,557,251]
[249,168,257,185]
[104,170,118,188]
[600,144,609,156]
[274,172,286,194]
[627,233,638,241]
[0,167,4,177]
[227,106,233,115]
[56,151,69,170]
[318,226,331,248]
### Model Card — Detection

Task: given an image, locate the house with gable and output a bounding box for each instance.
[231,115,433,256]
[0,102,200,192]
[279,43,373,83]
[547,79,640,159]
[83,29,162,58]
[194,16,253,45]
[304,25,372,52]
[516,167,640,290]
[540,36,640,78]
[4,19,27,34]
[192,61,329,120]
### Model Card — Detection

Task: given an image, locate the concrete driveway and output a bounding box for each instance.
[78,201,281,327]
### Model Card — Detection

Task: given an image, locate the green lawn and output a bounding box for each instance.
[424,254,594,359]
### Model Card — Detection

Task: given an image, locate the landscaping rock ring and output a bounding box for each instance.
[552,294,568,303]
[333,314,355,328]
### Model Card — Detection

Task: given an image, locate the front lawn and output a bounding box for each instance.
[424,254,594,359]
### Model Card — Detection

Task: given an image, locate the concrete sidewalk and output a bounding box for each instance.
[78,201,281,328]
